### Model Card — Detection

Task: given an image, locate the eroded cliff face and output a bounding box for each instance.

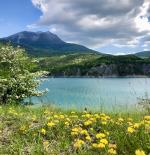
[88,64,118,76]
[87,63,150,76]
[143,64,150,75]
[49,63,150,77]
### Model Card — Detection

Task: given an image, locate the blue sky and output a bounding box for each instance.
[0,0,42,37]
[0,0,150,54]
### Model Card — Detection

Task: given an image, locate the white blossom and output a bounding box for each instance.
[0,44,47,104]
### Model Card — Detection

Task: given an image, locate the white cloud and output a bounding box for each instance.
[113,52,127,56]
[30,0,150,50]
[144,48,150,51]
[27,24,39,29]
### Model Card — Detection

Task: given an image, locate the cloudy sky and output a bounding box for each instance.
[1,0,150,54]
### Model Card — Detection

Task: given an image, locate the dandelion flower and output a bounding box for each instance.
[73,139,85,148]
[84,120,92,126]
[135,149,146,155]
[72,127,81,132]
[65,122,69,126]
[101,121,107,125]
[127,127,135,133]
[47,122,55,127]
[96,133,106,139]
[118,118,124,122]
[41,128,46,135]
[133,123,140,129]
[108,148,117,154]
[97,143,105,148]
[144,116,150,120]
[100,138,108,145]
[92,143,98,148]
[81,130,88,135]
[85,135,92,141]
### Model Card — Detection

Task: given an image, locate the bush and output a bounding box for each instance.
[0,44,46,104]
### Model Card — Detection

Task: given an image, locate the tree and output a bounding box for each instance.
[0,44,47,104]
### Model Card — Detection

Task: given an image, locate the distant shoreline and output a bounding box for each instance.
[46,75,150,78]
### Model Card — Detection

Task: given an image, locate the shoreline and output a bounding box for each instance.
[45,75,150,78]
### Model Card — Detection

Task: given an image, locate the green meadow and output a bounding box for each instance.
[0,105,149,155]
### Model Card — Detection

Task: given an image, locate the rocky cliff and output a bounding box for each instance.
[48,63,150,77]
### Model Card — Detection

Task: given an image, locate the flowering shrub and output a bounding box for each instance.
[0,44,47,104]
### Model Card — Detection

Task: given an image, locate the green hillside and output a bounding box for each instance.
[34,54,150,76]
[135,51,150,58]
[1,42,150,76]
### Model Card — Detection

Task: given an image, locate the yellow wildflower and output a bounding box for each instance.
[85,135,92,141]
[41,128,46,135]
[59,114,65,119]
[47,122,55,127]
[145,120,150,125]
[100,138,108,145]
[92,143,98,148]
[133,123,140,129]
[96,133,106,139]
[72,127,81,132]
[97,143,105,148]
[71,115,78,118]
[90,117,96,122]
[54,115,58,118]
[101,121,107,125]
[81,129,88,135]
[65,122,69,126]
[66,118,71,122]
[135,149,146,155]
[85,113,91,118]
[54,120,59,123]
[71,132,78,136]
[128,122,133,126]
[94,114,100,118]
[73,139,85,148]
[84,120,92,126]
[144,116,150,120]
[108,148,117,154]
[118,118,124,122]
[127,127,135,133]
[100,113,106,117]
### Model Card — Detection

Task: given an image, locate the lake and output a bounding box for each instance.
[30,78,150,111]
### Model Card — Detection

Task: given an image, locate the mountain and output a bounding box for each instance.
[0,31,98,56]
[135,51,150,58]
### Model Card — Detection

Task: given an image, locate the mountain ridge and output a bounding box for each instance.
[135,51,150,58]
[0,31,99,56]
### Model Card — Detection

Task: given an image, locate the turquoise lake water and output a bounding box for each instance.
[30,78,150,111]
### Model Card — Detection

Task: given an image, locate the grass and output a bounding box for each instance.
[0,105,150,155]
